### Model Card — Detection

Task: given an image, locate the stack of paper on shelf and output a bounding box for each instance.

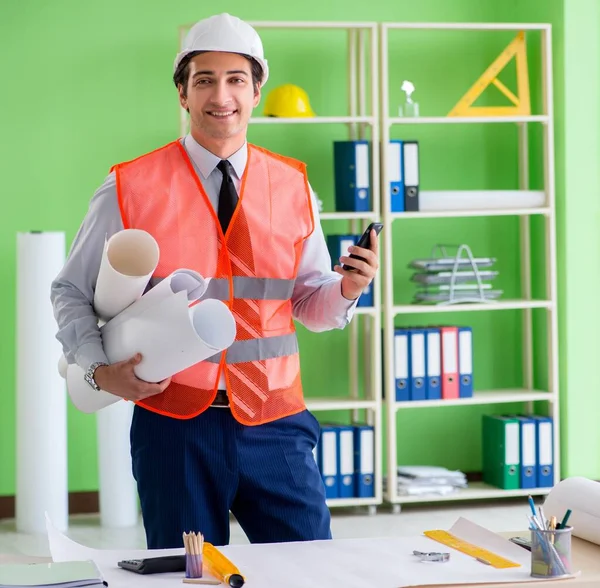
[394,465,468,496]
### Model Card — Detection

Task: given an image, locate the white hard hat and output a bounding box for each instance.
[174,13,269,86]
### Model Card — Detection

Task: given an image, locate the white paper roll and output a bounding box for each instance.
[103,294,236,382]
[543,477,600,545]
[57,354,68,378]
[93,229,159,321]
[96,401,139,528]
[16,231,68,534]
[66,271,234,413]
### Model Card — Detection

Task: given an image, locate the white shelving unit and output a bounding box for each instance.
[379,22,559,510]
[177,20,384,511]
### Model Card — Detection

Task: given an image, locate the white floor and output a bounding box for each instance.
[0,500,531,558]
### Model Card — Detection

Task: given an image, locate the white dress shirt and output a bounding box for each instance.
[51,135,358,387]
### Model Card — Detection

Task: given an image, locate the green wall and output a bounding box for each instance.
[559,0,600,477]
[0,0,596,496]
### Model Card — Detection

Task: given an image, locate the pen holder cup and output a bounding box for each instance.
[185,553,203,578]
[530,526,573,579]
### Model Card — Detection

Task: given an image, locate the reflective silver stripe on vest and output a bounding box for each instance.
[203,277,294,301]
[148,276,294,301]
[206,332,299,364]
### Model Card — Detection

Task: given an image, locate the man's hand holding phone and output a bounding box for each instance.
[334,223,382,301]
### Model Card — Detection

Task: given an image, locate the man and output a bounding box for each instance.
[51,13,379,549]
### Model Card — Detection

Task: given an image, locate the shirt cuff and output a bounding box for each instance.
[74,342,109,373]
[339,283,360,321]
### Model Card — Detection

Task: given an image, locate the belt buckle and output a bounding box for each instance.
[211,389,230,408]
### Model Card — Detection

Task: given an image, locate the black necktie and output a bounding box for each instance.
[217,160,238,234]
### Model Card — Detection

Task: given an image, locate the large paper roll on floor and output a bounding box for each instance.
[543,477,600,545]
[16,231,68,534]
[96,401,139,528]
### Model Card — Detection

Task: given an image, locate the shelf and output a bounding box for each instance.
[388,115,549,125]
[387,482,552,505]
[355,306,378,315]
[391,207,551,220]
[326,496,379,508]
[305,398,378,411]
[393,299,553,314]
[250,116,375,125]
[383,22,551,31]
[320,212,379,221]
[395,389,554,410]
[249,20,378,29]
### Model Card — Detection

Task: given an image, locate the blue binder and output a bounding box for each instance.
[530,415,554,487]
[357,281,373,308]
[402,141,420,211]
[388,140,405,212]
[318,425,339,498]
[458,326,474,398]
[511,415,538,489]
[394,328,410,401]
[409,328,426,401]
[353,424,375,497]
[424,327,442,400]
[337,425,355,498]
[326,234,356,271]
[333,141,370,212]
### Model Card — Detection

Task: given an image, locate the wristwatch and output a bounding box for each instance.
[84,361,109,391]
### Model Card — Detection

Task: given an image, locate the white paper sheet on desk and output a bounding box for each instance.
[46,515,578,588]
[45,514,219,587]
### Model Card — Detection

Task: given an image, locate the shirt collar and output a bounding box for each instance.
[183,134,247,180]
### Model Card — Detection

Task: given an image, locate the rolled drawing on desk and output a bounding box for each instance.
[543,476,600,545]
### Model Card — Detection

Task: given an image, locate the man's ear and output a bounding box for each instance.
[178,84,189,113]
[253,85,262,108]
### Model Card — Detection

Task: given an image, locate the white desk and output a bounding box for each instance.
[2,531,600,587]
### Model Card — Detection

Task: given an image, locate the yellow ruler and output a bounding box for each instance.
[448,30,530,117]
[423,530,521,569]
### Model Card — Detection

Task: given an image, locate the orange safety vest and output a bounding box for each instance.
[112,140,315,425]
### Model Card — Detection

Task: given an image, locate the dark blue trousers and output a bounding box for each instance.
[130,405,332,548]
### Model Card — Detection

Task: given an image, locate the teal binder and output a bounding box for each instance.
[482,414,520,489]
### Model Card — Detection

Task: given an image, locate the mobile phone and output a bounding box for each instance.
[509,536,532,551]
[118,555,186,574]
[342,222,383,271]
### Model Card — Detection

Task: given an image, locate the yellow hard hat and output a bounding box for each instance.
[263,84,316,117]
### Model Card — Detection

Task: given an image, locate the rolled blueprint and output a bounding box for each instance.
[16,231,68,534]
[66,269,235,413]
[543,477,600,545]
[93,229,159,321]
[102,295,236,383]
